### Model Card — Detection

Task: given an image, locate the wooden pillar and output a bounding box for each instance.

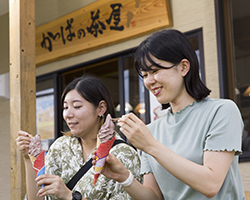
[9,0,36,199]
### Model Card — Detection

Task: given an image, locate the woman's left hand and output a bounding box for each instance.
[36,174,72,200]
[92,152,130,183]
[117,113,156,153]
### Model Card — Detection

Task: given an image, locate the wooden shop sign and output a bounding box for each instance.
[36,0,172,66]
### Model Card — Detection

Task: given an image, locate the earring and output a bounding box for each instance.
[99,115,105,126]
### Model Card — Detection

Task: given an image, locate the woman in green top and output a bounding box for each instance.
[93,30,245,199]
[16,75,142,200]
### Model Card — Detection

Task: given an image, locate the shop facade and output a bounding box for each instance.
[0,0,249,199]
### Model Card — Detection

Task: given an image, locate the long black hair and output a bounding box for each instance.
[134,29,211,108]
[61,75,116,121]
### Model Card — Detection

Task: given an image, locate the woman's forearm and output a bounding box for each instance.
[146,140,234,198]
[23,157,44,200]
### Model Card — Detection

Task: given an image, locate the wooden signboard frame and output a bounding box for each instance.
[36,0,172,66]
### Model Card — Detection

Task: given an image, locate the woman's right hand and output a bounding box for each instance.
[92,152,130,183]
[15,130,32,159]
[117,113,157,153]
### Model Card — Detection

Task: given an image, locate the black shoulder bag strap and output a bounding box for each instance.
[66,139,126,190]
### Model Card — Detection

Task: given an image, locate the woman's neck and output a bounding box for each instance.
[170,94,196,113]
[79,136,97,158]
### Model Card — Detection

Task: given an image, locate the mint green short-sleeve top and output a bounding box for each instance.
[141,98,245,200]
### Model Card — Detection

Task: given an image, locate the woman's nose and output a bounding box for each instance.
[145,73,156,85]
[64,108,74,118]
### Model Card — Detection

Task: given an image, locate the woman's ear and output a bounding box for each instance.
[98,100,107,116]
[180,59,190,77]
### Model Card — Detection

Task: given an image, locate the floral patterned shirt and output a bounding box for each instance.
[42,134,141,200]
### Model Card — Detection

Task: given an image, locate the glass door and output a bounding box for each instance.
[230,0,250,161]
[119,55,149,124]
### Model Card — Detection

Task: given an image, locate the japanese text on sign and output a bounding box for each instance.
[36,0,172,66]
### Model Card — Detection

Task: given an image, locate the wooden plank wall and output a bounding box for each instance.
[9,0,36,199]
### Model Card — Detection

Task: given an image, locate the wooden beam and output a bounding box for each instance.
[9,0,36,199]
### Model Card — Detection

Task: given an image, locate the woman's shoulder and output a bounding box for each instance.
[201,97,236,105]
[201,97,240,111]
[196,98,242,123]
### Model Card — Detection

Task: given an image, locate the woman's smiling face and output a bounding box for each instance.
[141,56,187,105]
[63,89,100,139]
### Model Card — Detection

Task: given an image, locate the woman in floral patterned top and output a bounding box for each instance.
[16,75,142,200]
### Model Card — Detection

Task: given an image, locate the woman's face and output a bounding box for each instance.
[63,89,100,139]
[141,56,187,105]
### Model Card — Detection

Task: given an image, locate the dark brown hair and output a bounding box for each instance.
[61,75,116,121]
[134,29,211,108]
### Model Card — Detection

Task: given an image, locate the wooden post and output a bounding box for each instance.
[9,0,36,199]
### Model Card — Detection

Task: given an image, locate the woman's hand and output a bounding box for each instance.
[36,174,72,200]
[117,113,156,153]
[15,130,33,159]
[92,153,130,183]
